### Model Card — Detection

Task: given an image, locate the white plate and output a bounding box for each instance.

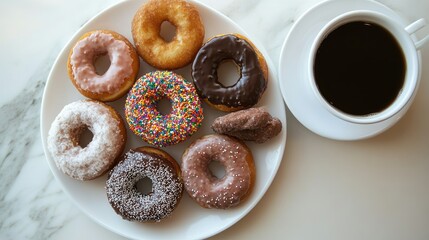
[40,0,287,239]
[278,0,421,140]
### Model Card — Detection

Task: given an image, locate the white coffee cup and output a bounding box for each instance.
[308,10,429,124]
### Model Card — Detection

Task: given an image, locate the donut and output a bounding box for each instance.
[212,107,282,143]
[47,100,126,181]
[181,134,255,209]
[106,147,183,222]
[125,71,204,147]
[132,0,204,69]
[67,30,140,102]
[192,33,269,112]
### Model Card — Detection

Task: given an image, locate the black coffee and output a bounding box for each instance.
[314,21,406,116]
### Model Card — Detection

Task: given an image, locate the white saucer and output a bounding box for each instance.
[278,0,421,140]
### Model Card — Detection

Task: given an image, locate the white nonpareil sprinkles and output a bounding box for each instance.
[106,149,183,222]
[181,134,254,209]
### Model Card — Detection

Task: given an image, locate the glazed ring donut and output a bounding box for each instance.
[47,100,126,181]
[67,30,140,102]
[125,71,204,147]
[132,0,204,69]
[106,147,183,222]
[192,33,269,112]
[181,134,255,209]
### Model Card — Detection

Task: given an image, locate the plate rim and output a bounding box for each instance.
[40,0,287,239]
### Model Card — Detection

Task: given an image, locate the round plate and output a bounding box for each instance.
[278,0,421,140]
[40,0,287,239]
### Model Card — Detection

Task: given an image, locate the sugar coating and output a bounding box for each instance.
[181,134,253,209]
[70,31,133,94]
[125,71,203,147]
[106,150,183,222]
[47,100,124,180]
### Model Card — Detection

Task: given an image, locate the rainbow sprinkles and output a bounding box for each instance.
[125,71,204,147]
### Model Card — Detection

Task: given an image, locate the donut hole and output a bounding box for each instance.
[156,98,173,115]
[160,21,177,42]
[94,52,111,75]
[78,126,94,148]
[209,161,226,179]
[135,177,153,196]
[217,60,241,87]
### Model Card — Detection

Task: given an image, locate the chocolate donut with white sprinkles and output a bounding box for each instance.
[106,147,183,222]
[181,134,255,209]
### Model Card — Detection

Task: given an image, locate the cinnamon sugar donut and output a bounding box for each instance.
[106,147,183,222]
[132,0,204,69]
[47,100,126,181]
[181,134,255,209]
[67,30,140,102]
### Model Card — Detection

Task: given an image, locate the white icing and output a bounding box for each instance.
[70,32,133,94]
[47,100,124,180]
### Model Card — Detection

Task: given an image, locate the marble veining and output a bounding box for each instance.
[0,0,123,239]
[0,55,77,240]
[1,59,46,192]
[1,0,429,239]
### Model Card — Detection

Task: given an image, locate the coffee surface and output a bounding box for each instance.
[314,21,406,116]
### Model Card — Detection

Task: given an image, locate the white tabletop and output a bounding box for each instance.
[1,0,429,239]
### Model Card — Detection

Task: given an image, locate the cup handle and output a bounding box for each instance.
[405,18,429,50]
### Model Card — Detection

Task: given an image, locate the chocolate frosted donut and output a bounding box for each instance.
[211,107,282,143]
[181,134,255,209]
[191,34,268,112]
[106,147,183,222]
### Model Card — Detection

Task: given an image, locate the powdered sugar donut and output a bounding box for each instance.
[47,100,126,180]
[67,30,140,102]
[106,147,183,222]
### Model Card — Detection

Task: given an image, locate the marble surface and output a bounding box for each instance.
[1,0,429,239]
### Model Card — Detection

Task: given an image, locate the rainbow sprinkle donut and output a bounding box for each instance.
[125,71,204,147]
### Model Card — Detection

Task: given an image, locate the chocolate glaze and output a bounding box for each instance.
[191,34,267,108]
[181,134,254,209]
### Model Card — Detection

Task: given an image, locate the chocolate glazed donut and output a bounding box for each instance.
[191,34,268,112]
